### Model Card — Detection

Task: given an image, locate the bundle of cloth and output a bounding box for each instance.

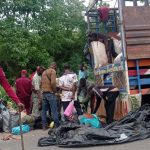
[38,104,150,147]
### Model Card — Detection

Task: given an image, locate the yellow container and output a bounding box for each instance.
[49,121,54,128]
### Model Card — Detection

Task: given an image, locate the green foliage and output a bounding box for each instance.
[0,85,17,109]
[0,0,87,80]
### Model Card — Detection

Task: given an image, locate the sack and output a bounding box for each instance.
[9,111,19,129]
[0,113,3,132]
[2,109,10,132]
[129,93,141,111]
[0,102,10,132]
[91,41,108,68]
[12,124,30,135]
[64,101,75,117]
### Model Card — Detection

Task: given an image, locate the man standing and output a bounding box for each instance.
[15,70,32,114]
[0,66,24,110]
[59,64,82,117]
[41,62,60,129]
[31,66,43,117]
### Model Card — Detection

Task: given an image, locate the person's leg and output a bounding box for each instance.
[90,95,95,113]
[105,91,119,124]
[41,93,48,129]
[48,94,60,127]
[32,93,40,117]
[83,101,88,112]
[57,98,61,120]
[93,94,102,114]
[24,97,31,115]
[74,101,83,115]
[62,101,70,112]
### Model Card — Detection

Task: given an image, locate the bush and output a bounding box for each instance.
[0,86,17,109]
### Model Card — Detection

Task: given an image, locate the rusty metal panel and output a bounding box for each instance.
[123,7,150,27]
[123,6,150,59]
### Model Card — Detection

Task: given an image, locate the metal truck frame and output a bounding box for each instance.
[85,0,150,117]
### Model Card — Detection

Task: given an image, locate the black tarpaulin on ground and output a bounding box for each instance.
[38,104,150,147]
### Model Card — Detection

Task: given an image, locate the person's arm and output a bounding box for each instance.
[59,86,71,91]
[77,86,81,96]
[50,69,57,93]
[71,74,78,99]
[71,82,77,99]
[58,76,72,91]
[0,67,24,110]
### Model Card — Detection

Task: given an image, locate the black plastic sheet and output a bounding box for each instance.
[38,104,150,147]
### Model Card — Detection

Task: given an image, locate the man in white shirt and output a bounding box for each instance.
[59,64,82,119]
[31,66,43,117]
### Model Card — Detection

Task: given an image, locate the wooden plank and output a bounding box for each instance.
[126,37,150,45]
[126,30,150,38]
[123,7,150,28]
[127,50,150,59]
[130,88,150,95]
[127,59,150,67]
[127,45,150,51]
[125,25,150,31]
[127,45,150,59]
[128,69,150,76]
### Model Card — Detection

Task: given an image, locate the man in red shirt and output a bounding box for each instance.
[15,70,32,114]
[0,66,24,110]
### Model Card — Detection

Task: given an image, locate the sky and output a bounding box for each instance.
[84,0,144,8]
[84,0,117,7]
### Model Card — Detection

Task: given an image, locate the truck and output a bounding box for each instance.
[85,0,150,120]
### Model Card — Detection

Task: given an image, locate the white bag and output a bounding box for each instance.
[91,41,108,68]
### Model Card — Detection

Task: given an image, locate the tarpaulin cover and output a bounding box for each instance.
[38,104,150,147]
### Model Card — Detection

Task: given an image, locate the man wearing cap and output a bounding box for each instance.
[41,62,60,129]
[15,70,32,114]
[0,66,24,110]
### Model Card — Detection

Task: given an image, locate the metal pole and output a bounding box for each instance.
[19,112,25,150]
[145,0,149,6]
[118,0,130,93]
[133,0,137,6]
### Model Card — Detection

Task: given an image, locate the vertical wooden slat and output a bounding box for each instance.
[122,0,125,7]
[145,0,149,6]
[133,0,137,6]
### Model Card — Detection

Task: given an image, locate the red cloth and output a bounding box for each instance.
[0,67,20,104]
[15,77,32,99]
[98,7,110,22]
[15,77,32,114]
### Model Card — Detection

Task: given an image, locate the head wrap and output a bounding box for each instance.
[21,70,27,76]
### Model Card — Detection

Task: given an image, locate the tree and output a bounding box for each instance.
[0,0,86,80]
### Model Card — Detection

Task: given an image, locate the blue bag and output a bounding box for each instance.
[79,114,101,128]
[12,124,30,135]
